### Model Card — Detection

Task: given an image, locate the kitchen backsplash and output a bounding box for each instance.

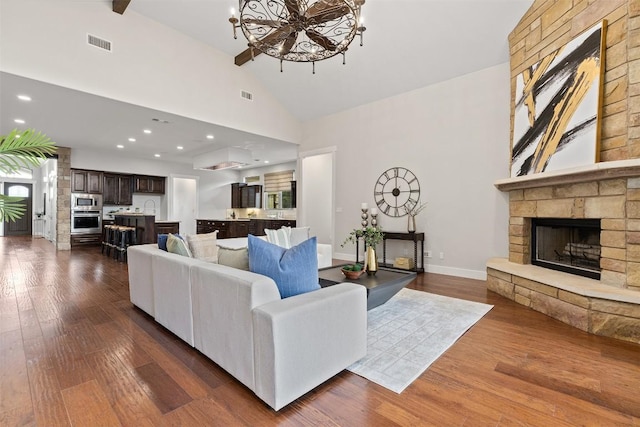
[103,194,164,219]
[226,208,296,220]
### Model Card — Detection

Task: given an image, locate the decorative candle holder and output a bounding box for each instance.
[361,208,368,229]
[371,211,378,227]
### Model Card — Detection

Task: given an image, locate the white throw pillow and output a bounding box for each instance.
[289,226,310,246]
[186,231,218,262]
[265,227,291,249]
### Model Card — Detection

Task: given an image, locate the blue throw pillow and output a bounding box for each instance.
[248,234,319,298]
[158,234,168,251]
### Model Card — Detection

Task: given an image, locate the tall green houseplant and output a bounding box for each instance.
[0,129,57,222]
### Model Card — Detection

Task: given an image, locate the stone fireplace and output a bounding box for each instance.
[486,0,640,344]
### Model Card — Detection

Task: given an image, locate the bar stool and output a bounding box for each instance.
[102,225,116,256]
[114,226,136,262]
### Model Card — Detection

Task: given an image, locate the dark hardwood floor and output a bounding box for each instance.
[1,236,639,426]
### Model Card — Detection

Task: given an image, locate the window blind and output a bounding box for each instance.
[264,170,294,192]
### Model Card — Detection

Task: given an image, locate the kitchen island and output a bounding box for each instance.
[114,214,156,244]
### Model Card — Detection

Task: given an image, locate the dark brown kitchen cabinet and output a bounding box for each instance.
[134,175,165,194]
[155,221,179,235]
[71,233,102,246]
[196,220,229,239]
[250,219,296,236]
[244,185,262,208]
[71,169,103,194]
[231,183,262,209]
[103,173,133,205]
[197,219,294,238]
[231,183,242,209]
[229,221,250,238]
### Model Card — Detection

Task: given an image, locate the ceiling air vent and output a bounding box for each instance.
[87,34,112,52]
[241,90,253,101]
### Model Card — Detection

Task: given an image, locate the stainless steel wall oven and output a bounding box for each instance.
[71,193,102,234]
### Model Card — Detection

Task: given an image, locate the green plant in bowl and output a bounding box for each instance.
[341,263,364,280]
[342,263,362,272]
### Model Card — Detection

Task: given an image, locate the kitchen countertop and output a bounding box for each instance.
[198,218,295,222]
[198,218,251,222]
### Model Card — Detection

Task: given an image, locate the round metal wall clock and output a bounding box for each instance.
[374,167,420,217]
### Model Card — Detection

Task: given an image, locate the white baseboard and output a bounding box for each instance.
[333,251,359,263]
[332,251,487,281]
[424,265,487,281]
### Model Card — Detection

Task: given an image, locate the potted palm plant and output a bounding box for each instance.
[341,225,384,275]
[0,129,57,222]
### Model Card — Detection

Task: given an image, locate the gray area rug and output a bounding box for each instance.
[347,288,493,393]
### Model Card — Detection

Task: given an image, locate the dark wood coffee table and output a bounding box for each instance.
[318,265,417,310]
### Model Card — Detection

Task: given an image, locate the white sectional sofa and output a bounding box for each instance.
[127,241,367,411]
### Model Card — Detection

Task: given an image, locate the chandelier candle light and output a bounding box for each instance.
[229,0,367,73]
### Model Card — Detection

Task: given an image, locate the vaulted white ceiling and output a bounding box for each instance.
[129,0,533,121]
[0,0,533,165]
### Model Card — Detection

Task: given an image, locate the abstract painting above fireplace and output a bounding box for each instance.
[510,20,606,178]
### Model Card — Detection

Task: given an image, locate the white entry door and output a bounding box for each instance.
[169,176,198,235]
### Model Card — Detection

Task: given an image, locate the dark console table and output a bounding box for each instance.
[382,232,425,273]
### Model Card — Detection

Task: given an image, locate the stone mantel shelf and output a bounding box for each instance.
[494,159,640,192]
[487,258,640,305]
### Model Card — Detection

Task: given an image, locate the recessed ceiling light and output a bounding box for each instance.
[17,95,31,101]
[264,160,269,164]
[128,137,136,142]
[206,134,214,139]
[116,144,124,149]
[14,119,25,124]
[177,146,184,150]
[144,129,152,134]
[154,154,161,158]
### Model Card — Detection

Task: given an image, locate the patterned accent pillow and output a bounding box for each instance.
[265,227,291,249]
[217,246,249,271]
[248,234,319,298]
[186,231,218,262]
[167,233,192,258]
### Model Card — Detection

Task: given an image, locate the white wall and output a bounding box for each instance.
[300,151,334,245]
[0,0,301,145]
[300,64,512,279]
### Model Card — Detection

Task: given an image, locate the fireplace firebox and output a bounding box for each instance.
[531,218,601,279]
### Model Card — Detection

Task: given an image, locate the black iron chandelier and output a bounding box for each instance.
[229,0,366,73]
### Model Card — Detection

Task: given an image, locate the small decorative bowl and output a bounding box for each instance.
[341,268,365,280]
